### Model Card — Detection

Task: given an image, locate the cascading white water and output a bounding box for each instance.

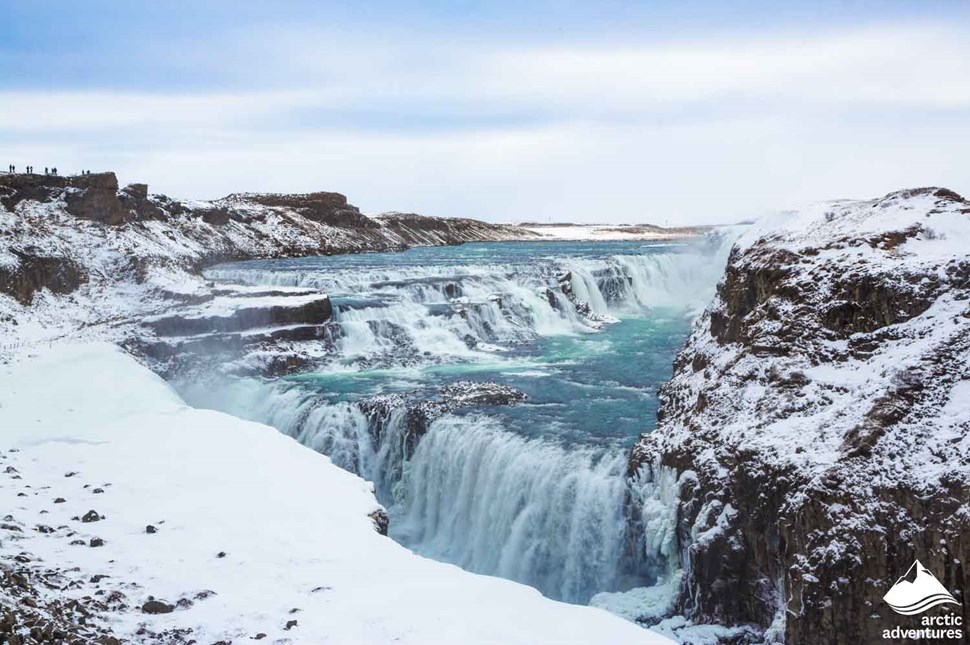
[176,376,416,502]
[390,414,636,603]
[185,234,741,608]
[203,234,736,362]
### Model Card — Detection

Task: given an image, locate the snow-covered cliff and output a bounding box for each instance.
[630,188,970,642]
[0,172,535,354]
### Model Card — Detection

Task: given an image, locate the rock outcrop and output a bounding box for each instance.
[0,250,87,305]
[630,188,970,643]
[232,191,375,229]
[135,291,339,377]
[360,380,527,455]
[146,295,334,337]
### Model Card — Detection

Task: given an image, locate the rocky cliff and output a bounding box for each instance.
[630,188,970,643]
[0,172,535,355]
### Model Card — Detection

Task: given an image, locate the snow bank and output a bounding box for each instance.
[0,343,669,643]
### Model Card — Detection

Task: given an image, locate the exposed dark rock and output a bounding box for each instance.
[235,192,374,229]
[146,524,158,534]
[141,599,175,614]
[359,381,527,461]
[197,205,231,226]
[0,250,88,305]
[147,296,333,337]
[368,509,390,536]
[118,183,167,221]
[0,558,125,643]
[64,173,131,225]
[81,510,102,523]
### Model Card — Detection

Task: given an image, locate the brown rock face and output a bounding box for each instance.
[0,172,135,225]
[0,250,87,304]
[64,173,131,225]
[119,183,166,221]
[235,192,377,229]
[630,188,970,643]
[0,173,174,226]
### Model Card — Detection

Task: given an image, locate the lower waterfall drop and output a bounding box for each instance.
[389,414,636,603]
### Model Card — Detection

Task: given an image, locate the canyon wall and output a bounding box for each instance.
[630,188,970,643]
[0,172,534,305]
[0,172,536,356]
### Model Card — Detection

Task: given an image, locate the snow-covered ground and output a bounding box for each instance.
[0,342,670,644]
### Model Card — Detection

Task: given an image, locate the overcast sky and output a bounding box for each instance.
[2,1,968,224]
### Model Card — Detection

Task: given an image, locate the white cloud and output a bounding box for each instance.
[2,22,969,224]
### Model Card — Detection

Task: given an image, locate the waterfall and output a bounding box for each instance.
[178,376,684,604]
[203,235,737,365]
[390,414,638,603]
[588,461,687,623]
[181,234,740,608]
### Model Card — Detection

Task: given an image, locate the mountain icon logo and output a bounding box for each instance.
[883,560,961,615]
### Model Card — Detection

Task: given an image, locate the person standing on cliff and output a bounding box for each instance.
[52,167,57,176]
